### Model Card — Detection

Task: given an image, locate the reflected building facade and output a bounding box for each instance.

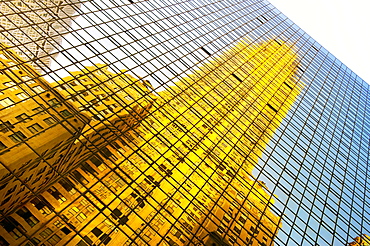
[0,38,300,246]
[0,0,369,246]
[0,0,81,72]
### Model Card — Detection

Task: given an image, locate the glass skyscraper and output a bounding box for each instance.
[0,0,369,246]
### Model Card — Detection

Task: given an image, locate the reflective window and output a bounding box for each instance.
[0,1,368,246]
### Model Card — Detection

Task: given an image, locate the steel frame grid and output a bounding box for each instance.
[0,0,369,246]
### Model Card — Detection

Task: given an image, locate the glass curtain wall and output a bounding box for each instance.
[0,0,368,246]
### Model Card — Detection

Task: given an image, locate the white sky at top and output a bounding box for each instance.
[268,0,370,84]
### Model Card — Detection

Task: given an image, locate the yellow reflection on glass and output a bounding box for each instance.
[0,39,303,246]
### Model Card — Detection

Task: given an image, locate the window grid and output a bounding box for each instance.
[0,1,368,246]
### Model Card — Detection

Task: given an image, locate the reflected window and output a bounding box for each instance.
[0,217,26,240]
[43,117,57,125]
[76,212,87,222]
[15,113,32,122]
[39,227,53,239]
[0,235,9,246]
[59,178,77,195]
[27,123,44,134]
[9,131,27,143]
[61,226,71,235]
[71,170,88,185]
[16,207,39,227]
[32,106,46,115]
[32,86,45,93]
[47,234,61,245]
[92,227,103,237]
[48,98,61,108]
[60,110,72,118]
[16,93,28,100]
[0,121,14,133]
[47,187,67,204]
[30,196,54,216]
[0,97,14,107]
[0,141,7,151]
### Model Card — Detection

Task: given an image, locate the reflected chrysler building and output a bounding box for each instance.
[0,0,81,72]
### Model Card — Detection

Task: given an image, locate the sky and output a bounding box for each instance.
[267,0,370,84]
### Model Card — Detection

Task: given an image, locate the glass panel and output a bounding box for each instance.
[0,1,368,246]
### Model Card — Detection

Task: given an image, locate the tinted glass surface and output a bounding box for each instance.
[0,0,368,246]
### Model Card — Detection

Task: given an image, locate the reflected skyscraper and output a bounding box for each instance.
[0,0,81,72]
[0,0,369,246]
[0,37,300,246]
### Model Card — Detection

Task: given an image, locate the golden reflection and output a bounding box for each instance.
[0,39,303,246]
[349,235,370,246]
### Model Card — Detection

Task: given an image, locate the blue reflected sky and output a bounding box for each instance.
[253,31,370,244]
